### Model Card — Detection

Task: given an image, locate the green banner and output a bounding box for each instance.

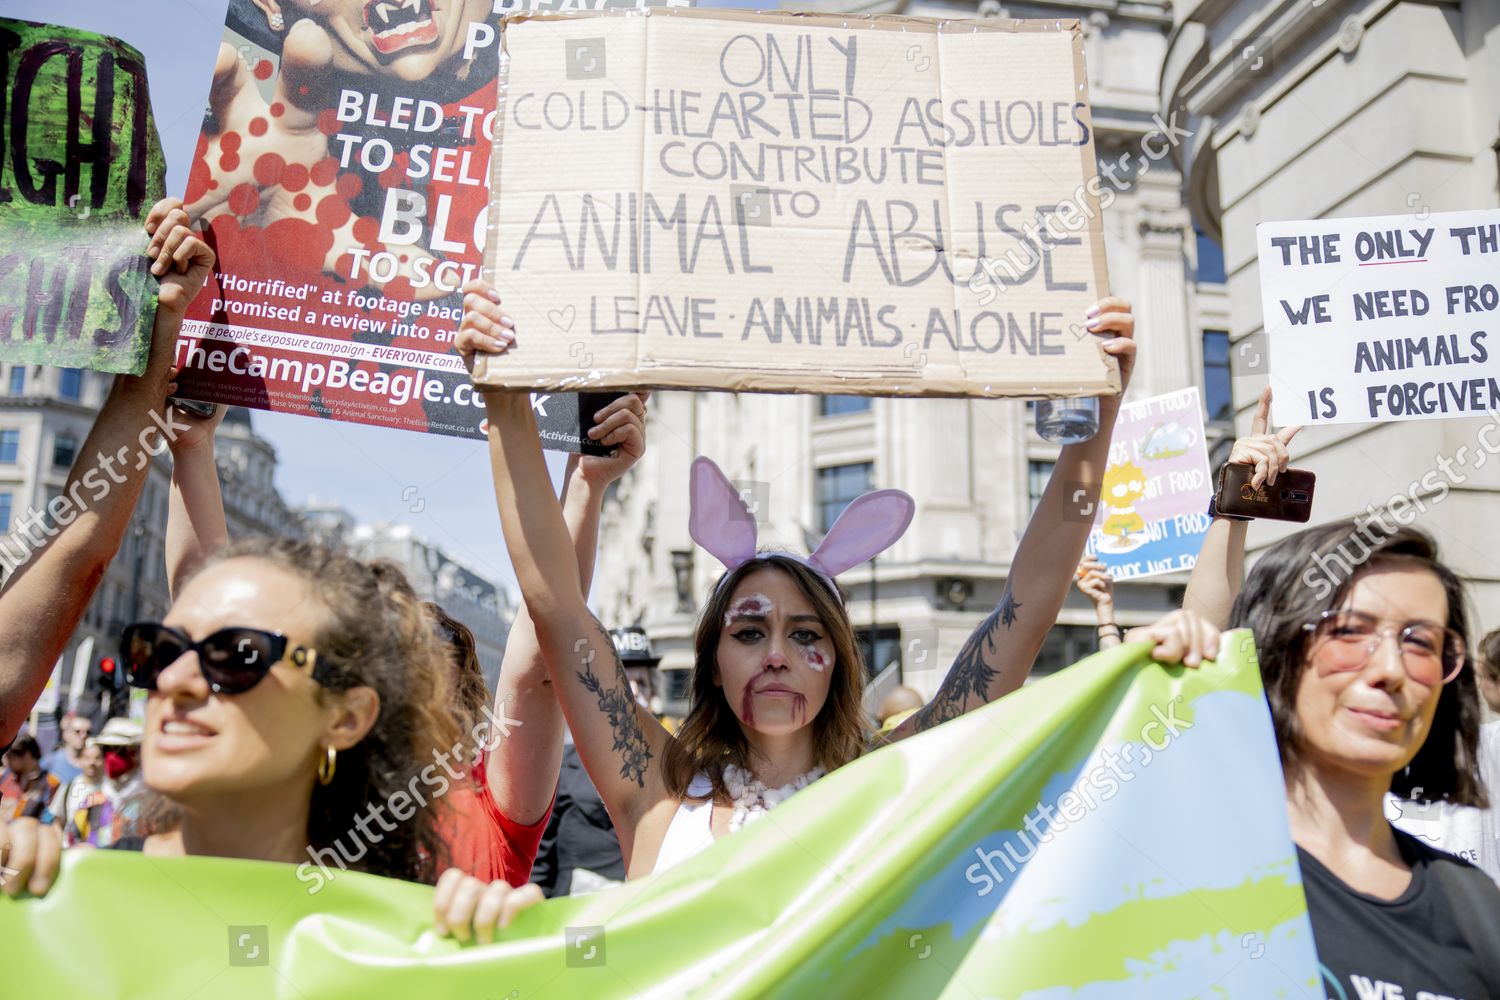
[0,18,166,375]
[1,632,1323,998]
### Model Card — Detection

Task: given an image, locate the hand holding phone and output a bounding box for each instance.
[1214,463,1316,522]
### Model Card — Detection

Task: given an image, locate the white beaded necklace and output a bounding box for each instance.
[722,762,826,832]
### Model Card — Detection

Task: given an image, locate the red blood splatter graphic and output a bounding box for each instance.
[220,131,242,153]
[252,153,285,188]
[311,157,340,187]
[317,109,339,135]
[280,163,309,192]
[227,183,260,217]
[315,195,351,230]
[335,173,362,200]
[253,59,274,81]
[269,101,286,118]
[293,194,312,212]
[218,153,240,172]
[184,158,216,204]
[352,216,380,247]
[248,117,269,138]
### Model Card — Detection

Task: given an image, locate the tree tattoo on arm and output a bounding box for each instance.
[576,619,653,787]
[914,585,1022,730]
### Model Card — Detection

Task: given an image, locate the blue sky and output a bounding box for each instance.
[8,0,768,592]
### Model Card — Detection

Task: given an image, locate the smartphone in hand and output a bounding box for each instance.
[1214,463,1316,522]
[169,397,218,419]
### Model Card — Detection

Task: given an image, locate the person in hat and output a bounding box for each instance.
[88,718,153,846]
[532,628,662,897]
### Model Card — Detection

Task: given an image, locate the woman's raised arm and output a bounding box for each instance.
[458,281,673,846]
[892,298,1136,740]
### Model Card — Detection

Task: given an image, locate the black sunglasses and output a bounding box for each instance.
[120,622,337,695]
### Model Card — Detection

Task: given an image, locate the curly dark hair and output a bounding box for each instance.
[426,602,490,733]
[663,556,869,802]
[1229,520,1487,808]
[205,538,462,882]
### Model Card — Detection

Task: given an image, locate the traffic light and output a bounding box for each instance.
[87,655,128,721]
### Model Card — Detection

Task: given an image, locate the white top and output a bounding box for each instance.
[1386,720,1500,884]
[649,774,717,875]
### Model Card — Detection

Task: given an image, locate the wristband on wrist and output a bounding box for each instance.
[1206,494,1252,522]
[1097,623,1123,637]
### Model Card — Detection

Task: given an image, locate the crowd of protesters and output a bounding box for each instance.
[0,203,1494,991]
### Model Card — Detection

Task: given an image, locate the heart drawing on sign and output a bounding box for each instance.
[548,305,577,333]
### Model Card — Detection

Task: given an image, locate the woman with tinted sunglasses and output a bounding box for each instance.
[1,538,543,940]
[1223,522,1500,995]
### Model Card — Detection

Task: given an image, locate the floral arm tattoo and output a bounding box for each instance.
[576,619,653,787]
[912,586,1022,731]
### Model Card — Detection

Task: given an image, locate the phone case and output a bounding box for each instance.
[1215,463,1316,522]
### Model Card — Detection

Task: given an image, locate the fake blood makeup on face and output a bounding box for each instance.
[797,644,828,672]
[725,593,773,628]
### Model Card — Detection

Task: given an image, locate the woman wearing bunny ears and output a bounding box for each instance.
[455,279,1200,878]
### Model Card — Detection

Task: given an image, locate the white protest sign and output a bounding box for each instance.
[1257,209,1500,427]
[478,10,1117,398]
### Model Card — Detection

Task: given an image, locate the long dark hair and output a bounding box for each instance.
[207,538,462,881]
[662,556,870,802]
[1229,520,1486,807]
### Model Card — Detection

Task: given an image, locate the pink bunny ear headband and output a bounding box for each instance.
[687,456,915,602]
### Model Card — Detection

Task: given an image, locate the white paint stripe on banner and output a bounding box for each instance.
[179,320,468,375]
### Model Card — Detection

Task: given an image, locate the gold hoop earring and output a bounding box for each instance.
[317,745,337,785]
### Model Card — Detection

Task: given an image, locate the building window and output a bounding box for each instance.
[1195,229,1226,284]
[1027,460,1054,515]
[1031,624,1100,678]
[817,462,873,533]
[7,367,23,395]
[855,625,901,681]
[819,395,872,417]
[660,667,692,717]
[0,492,11,532]
[52,432,78,469]
[0,430,18,464]
[58,368,82,401]
[1203,330,1232,422]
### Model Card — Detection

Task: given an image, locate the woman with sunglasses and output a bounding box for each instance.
[161,371,647,892]
[1,539,543,941]
[1226,521,1500,996]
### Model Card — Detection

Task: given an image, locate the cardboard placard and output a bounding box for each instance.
[169,0,682,449]
[0,17,166,374]
[1084,387,1212,581]
[1257,208,1500,427]
[476,10,1116,397]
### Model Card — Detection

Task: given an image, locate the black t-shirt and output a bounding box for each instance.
[1299,828,1500,1000]
[531,744,625,897]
